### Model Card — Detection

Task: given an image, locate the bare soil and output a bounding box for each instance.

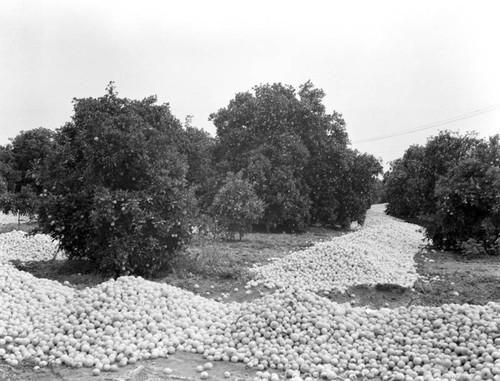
[0,351,265,381]
[326,248,500,309]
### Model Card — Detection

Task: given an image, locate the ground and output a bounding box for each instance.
[329,248,500,309]
[1,222,500,380]
[0,351,261,381]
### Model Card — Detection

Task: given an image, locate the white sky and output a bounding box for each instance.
[1,0,499,169]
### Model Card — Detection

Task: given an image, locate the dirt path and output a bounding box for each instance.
[1,351,266,381]
[0,352,270,381]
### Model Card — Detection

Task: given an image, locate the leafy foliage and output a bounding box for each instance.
[1,81,386,274]
[336,151,383,227]
[459,239,488,259]
[210,81,381,231]
[210,172,265,240]
[210,83,312,232]
[384,145,428,218]
[0,145,15,193]
[0,149,11,195]
[307,144,382,228]
[178,117,217,211]
[385,131,500,256]
[0,127,56,217]
[427,136,500,254]
[36,84,196,277]
[385,131,481,219]
[0,177,6,194]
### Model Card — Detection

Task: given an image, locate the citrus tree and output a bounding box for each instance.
[179,120,217,211]
[210,81,381,232]
[0,145,13,201]
[427,135,500,256]
[383,145,428,219]
[210,83,312,232]
[385,131,500,256]
[384,131,481,220]
[36,84,196,277]
[0,127,56,218]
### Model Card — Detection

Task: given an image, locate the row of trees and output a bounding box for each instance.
[0,82,382,277]
[384,131,500,257]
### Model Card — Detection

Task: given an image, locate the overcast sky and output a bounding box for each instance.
[1,0,499,169]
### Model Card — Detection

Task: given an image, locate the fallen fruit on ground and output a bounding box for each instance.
[248,204,421,292]
[0,206,499,381]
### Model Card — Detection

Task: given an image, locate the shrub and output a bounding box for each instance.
[36,84,196,277]
[210,172,265,240]
[459,239,488,259]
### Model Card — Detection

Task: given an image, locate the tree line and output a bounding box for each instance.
[0,82,382,277]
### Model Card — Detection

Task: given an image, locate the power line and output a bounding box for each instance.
[352,104,500,144]
[370,149,406,155]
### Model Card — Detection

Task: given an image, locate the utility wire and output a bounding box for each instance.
[352,104,500,144]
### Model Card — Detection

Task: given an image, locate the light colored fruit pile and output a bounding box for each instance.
[0,265,235,370]
[0,230,60,263]
[248,205,422,292]
[231,292,500,381]
[0,213,29,225]
[1,208,500,381]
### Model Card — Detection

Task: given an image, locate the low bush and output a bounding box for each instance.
[459,238,488,259]
[210,172,265,240]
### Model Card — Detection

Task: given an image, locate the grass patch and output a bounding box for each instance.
[171,227,347,280]
[11,259,107,289]
[0,221,37,234]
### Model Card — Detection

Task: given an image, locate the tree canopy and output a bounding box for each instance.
[0,81,386,276]
[384,131,500,256]
[210,81,381,231]
[35,84,196,277]
[0,127,56,217]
